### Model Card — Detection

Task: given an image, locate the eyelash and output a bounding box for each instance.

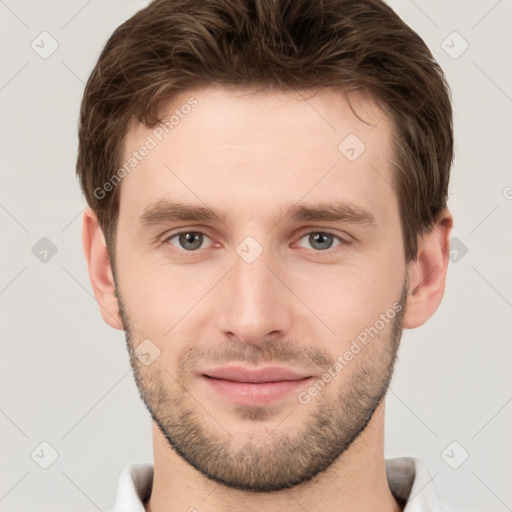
[163,229,349,254]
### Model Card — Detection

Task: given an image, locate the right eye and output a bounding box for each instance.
[165,231,213,252]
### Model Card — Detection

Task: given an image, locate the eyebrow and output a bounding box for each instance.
[137,199,377,229]
[138,200,227,227]
[284,203,376,226]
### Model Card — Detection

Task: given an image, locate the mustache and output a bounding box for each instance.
[177,338,333,369]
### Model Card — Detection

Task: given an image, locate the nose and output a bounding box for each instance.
[216,243,293,346]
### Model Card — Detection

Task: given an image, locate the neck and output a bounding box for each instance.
[145,401,401,512]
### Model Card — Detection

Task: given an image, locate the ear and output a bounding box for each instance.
[403,209,453,329]
[81,207,123,330]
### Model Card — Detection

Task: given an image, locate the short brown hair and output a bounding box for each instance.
[76,0,453,264]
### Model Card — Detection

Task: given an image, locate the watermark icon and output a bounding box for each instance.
[449,236,468,263]
[134,338,161,366]
[441,31,469,60]
[32,237,58,263]
[298,301,403,405]
[503,186,512,200]
[93,97,198,200]
[338,133,366,162]
[31,31,59,59]
[236,236,264,264]
[31,441,59,469]
[441,441,469,469]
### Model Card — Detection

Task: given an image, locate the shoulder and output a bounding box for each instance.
[385,457,467,512]
[110,462,154,512]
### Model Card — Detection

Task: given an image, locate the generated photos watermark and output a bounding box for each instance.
[93,96,198,200]
[298,301,403,405]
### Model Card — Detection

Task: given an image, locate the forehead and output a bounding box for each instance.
[118,85,396,227]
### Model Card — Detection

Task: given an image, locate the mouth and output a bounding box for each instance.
[199,366,314,406]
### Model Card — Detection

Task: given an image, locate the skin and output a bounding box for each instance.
[82,86,452,512]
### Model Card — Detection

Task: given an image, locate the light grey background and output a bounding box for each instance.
[1,1,511,510]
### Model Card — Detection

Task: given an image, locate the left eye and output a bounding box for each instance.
[296,232,344,251]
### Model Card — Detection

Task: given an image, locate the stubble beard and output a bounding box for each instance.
[118,282,407,492]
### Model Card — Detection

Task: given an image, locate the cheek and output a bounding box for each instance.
[115,251,170,332]
[118,257,217,348]
[294,259,404,349]
[321,286,393,346]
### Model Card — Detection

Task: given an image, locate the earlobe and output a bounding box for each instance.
[403,210,453,329]
[82,207,124,330]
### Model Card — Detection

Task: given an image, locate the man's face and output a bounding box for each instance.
[114,86,408,491]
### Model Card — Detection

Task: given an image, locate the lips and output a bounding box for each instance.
[203,366,310,383]
[200,366,313,406]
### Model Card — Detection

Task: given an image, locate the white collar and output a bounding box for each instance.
[110,457,456,511]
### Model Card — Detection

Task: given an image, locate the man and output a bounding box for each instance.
[77,0,457,510]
